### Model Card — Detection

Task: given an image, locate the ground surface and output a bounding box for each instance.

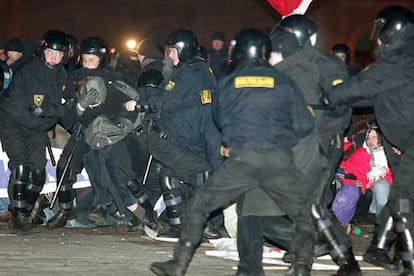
[0,223,401,276]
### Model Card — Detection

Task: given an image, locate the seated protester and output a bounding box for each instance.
[332,124,393,225]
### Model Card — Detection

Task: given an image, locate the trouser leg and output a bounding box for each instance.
[236,215,265,276]
[46,169,77,229]
[160,175,183,229]
[25,168,46,213]
[9,165,32,230]
[126,178,161,233]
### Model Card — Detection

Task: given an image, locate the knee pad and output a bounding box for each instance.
[126,179,149,204]
[9,165,30,211]
[160,176,183,226]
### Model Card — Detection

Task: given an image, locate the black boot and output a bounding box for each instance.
[9,211,34,232]
[150,240,196,276]
[335,250,362,276]
[47,208,76,229]
[285,255,312,276]
[363,215,397,270]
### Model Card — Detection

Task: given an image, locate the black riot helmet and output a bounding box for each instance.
[80,36,109,66]
[41,30,69,52]
[277,14,317,48]
[231,28,271,69]
[138,69,163,88]
[165,29,199,63]
[40,29,69,65]
[370,6,414,47]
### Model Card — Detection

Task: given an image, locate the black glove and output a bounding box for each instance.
[345,173,357,180]
[135,103,161,113]
[78,88,101,109]
[28,106,45,117]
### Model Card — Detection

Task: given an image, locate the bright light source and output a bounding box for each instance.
[126,39,137,50]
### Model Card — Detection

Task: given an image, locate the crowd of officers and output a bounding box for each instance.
[0,4,414,276]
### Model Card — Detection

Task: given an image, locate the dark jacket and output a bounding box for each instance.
[213,65,314,150]
[276,46,350,138]
[0,56,67,130]
[329,39,414,151]
[157,58,222,169]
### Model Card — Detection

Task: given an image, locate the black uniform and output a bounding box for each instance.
[237,45,356,275]
[0,56,68,229]
[145,57,222,231]
[162,64,315,273]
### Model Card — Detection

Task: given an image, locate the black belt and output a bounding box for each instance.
[151,124,168,139]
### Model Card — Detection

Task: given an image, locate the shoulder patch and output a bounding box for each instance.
[165,80,175,91]
[33,94,44,107]
[234,76,275,88]
[200,89,212,104]
[332,79,344,86]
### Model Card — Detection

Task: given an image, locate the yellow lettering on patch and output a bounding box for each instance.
[332,79,344,86]
[201,90,212,104]
[234,76,275,88]
[165,80,175,91]
[33,94,44,107]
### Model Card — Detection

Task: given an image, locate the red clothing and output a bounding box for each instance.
[339,146,393,193]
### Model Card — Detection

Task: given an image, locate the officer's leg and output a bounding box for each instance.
[313,144,361,275]
[159,173,183,236]
[47,136,88,229]
[8,165,32,230]
[46,169,77,229]
[390,197,414,274]
[236,215,265,276]
[126,178,161,232]
[150,157,256,276]
[363,206,398,270]
[25,168,46,214]
[195,171,222,240]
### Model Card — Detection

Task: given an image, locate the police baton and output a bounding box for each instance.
[50,124,82,209]
[46,134,56,167]
[142,154,153,186]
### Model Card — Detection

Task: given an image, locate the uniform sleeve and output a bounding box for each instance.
[329,60,402,105]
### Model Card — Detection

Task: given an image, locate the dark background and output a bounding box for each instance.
[1,0,413,66]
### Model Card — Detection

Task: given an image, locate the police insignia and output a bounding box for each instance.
[332,79,344,86]
[62,85,66,91]
[201,90,212,104]
[234,76,275,88]
[165,80,175,91]
[33,94,44,107]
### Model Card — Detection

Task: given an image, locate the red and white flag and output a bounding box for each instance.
[266,0,314,17]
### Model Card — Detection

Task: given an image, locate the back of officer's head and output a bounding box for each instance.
[165,29,199,64]
[40,29,69,68]
[269,29,300,59]
[331,43,351,65]
[277,14,317,49]
[371,6,414,49]
[80,37,109,69]
[231,28,271,70]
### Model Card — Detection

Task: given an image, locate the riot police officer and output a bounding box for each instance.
[236,15,362,276]
[126,29,222,237]
[0,29,69,232]
[328,6,414,275]
[149,28,316,276]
